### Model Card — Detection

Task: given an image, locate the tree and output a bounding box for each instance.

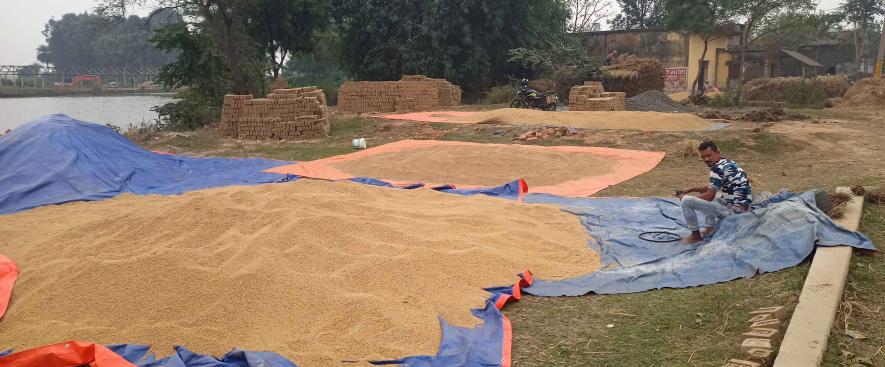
[245,0,330,78]
[664,0,738,96]
[610,0,666,30]
[732,0,816,105]
[151,22,231,129]
[332,0,570,97]
[567,0,611,32]
[37,11,181,68]
[508,39,603,97]
[840,0,885,75]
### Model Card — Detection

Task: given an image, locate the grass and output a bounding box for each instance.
[822,203,885,367]
[509,203,884,367]
[508,266,808,366]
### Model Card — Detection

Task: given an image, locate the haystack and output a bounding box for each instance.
[744,76,849,101]
[838,77,885,107]
[602,55,665,97]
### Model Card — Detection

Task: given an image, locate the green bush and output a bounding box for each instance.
[710,89,739,107]
[151,93,219,131]
[483,85,517,104]
[784,79,826,108]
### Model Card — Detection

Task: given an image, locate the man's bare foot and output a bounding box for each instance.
[682,231,703,243]
[702,227,714,236]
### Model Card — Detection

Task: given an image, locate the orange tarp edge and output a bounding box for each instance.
[265,140,664,197]
[0,341,137,367]
[0,255,18,319]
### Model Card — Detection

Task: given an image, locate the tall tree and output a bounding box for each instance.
[37,11,181,68]
[610,0,666,30]
[664,0,738,96]
[332,0,570,97]
[245,0,330,78]
[98,0,262,94]
[731,0,816,105]
[567,0,611,32]
[840,0,885,74]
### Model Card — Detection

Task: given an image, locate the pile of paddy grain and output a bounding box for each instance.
[331,144,614,187]
[451,108,710,131]
[0,180,598,366]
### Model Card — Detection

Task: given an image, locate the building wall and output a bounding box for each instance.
[577,30,735,89]
[686,35,731,88]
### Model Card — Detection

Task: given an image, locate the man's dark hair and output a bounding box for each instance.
[698,140,719,152]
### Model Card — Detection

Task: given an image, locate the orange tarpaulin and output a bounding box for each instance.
[265,140,664,197]
[0,255,17,319]
[0,341,137,367]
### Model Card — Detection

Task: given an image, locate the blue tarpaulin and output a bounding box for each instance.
[0,115,293,214]
[523,192,875,296]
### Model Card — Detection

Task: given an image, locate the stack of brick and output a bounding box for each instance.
[220,86,330,140]
[569,81,626,111]
[338,75,461,114]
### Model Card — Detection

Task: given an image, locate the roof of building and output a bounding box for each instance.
[779,49,823,67]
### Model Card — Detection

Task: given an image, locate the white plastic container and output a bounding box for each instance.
[352,138,367,149]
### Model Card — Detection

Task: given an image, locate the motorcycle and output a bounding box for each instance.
[511,89,558,111]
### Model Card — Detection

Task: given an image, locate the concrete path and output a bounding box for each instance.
[773,187,864,366]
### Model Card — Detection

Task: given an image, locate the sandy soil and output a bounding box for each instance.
[448,108,711,131]
[331,144,615,187]
[0,180,599,366]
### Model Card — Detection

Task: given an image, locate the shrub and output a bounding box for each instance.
[151,92,219,131]
[784,79,827,108]
[710,89,739,107]
[483,84,517,104]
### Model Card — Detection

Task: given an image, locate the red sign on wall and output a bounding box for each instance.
[665,67,688,92]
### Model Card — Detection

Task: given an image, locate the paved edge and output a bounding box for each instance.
[773,187,864,367]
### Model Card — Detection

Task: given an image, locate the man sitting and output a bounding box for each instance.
[676,140,752,243]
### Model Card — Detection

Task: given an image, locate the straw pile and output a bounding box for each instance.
[0,180,599,366]
[835,77,885,107]
[220,86,330,140]
[602,55,665,97]
[744,76,849,101]
[338,75,461,114]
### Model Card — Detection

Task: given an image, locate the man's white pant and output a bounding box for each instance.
[681,195,733,231]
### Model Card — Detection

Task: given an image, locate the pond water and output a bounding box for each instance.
[0,94,173,131]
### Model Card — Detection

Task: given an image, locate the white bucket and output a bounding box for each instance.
[352,138,367,149]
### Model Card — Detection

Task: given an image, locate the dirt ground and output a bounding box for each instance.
[137,106,884,366]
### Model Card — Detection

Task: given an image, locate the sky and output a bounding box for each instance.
[0,0,847,65]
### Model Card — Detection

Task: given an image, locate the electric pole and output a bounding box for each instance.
[876,16,885,78]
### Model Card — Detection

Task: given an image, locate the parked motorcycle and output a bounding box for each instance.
[511,89,558,111]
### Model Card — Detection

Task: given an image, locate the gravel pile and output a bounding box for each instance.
[626,90,692,112]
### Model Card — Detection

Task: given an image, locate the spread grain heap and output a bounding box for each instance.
[0,180,599,366]
[569,81,626,111]
[220,86,330,140]
[338,75,461,114]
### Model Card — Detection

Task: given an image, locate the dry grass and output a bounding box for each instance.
[828,191,854,219]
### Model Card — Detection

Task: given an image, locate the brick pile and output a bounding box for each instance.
[338,75,461,114]
[569,81,626,111]
[220,86,330,140]
[722,306,788,367]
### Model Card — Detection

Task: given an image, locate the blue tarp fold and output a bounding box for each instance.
[523,191,875,296]
[0,115,293,214]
